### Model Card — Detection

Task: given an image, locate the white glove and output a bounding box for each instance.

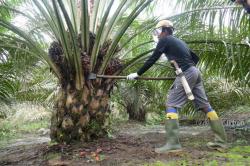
[127,73,139,80]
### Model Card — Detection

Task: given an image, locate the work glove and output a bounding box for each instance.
[127,73,139,80]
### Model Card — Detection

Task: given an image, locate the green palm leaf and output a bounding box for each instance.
[99,0,153,74]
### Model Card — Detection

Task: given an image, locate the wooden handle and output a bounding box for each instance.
[170,61,195,100]
[137,77,175,80]
[96,75,175,80]
[170,60,179,69]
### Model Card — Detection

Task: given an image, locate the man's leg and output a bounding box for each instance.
[192,74,227,150]
[201,107,227,150]
[155,67,198,153]
[155,107,182,153]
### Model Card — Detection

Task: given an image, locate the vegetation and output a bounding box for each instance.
[0,0,249,146]
[0,0,250,165]
[0,102,50,147]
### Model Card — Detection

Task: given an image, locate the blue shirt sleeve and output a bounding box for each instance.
[137,39,166,75]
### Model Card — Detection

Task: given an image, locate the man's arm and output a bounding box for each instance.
[137,39,166,75]
[137,49,162,75]
[127,39,166,80]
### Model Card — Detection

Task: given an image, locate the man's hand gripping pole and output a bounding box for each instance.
[171,60,195,100]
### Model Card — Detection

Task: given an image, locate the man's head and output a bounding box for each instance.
[155,20,174,39]
[232,0,246,4]
[232,0,250,13]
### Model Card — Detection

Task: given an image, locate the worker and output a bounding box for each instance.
[126,20,227,153]
[232,0,250,13]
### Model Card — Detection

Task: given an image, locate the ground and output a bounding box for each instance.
[0,121,249,166]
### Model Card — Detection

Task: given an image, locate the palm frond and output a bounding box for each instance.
[161,0,250,85]
[58,0,83,89]
[0,18,61,78]
[80,0,90,53]
[99,0,153,74]
[90,0,114,71]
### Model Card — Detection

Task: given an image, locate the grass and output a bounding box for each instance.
[145,134,250,166]
[0,102,51,146]
[0,121,19,141]
[230,145,250,154]
[145,161,190,166]
[146,145,250,166]
[18,120,49,133]
[213,146,250,165]
[0,119,50,148]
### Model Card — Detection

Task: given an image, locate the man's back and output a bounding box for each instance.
[137,35,196,75]
[159,36,195,71]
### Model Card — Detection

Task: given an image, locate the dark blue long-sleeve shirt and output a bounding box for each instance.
[137,35,196,75]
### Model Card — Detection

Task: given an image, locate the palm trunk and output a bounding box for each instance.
[127,104,146,122]
[48,33,121,143]
[50,84,111,143]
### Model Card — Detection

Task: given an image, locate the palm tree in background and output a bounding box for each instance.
[169,0,250,84]
[0,0,32,104]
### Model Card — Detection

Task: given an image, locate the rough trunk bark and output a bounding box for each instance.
[48,29,121,143]
[50,84,110,143]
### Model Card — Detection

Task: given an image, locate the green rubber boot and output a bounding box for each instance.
[207,119,228,151]
[155,119,182,154]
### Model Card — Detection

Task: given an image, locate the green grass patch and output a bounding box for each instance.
[213,146,250,165]
[203,160,219,166]
[230,146,250,154]
[145,160,192,166]
[144,161,169,166]
[18,120,49,133]
[0,121,19,141]
[0,118,50,146]
[44,152,61,160]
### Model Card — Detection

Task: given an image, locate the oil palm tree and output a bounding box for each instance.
[0,0,156,143]
[0,0,37,105]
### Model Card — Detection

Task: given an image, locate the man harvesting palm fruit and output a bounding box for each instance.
[127,20,227,153]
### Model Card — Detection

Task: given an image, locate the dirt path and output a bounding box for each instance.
[0,122,249,166]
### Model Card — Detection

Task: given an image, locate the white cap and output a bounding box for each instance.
[156,20,174,28]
